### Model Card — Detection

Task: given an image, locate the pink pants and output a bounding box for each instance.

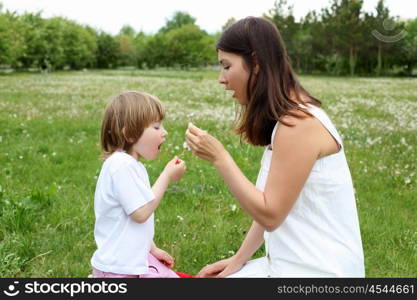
[93,253,180,278]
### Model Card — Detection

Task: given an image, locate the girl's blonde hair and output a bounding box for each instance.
[100,91,165,160]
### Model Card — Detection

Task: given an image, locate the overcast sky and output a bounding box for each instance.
[1,0,416,35]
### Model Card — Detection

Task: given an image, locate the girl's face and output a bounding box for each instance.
[218,50,250,105]
[129,121,168,160]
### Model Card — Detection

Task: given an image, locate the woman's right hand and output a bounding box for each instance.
[196,255,245,278]
[163,156,186,182]
[185,123,228,165]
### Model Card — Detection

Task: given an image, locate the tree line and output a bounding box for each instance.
[0,0,416,76]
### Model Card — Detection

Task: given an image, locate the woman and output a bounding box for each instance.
[185,17,364,277]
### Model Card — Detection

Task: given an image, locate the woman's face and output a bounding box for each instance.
[218,50,250,105]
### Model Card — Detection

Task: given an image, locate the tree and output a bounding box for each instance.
[291,27,313,72]
[140,23,216,68]
[96,31,119,68]
[371,0,391,75]
[0,0,413,74]
[396,18,417,76]
[322,0,366,76]
[116,33,136,66]
[61,19,97,69]
[0,11,26,68]
[119,25,135,36]
[134,31,151,68]
[159,11,196,33]
[300,11,328,73]
[40,17,67,69]
[18,12,48,69]
[117,26,140,67]
[222,17,236,31]
[265,0,300,62]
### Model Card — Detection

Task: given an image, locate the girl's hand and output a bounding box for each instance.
[185,123,228,164]
[196,256,244,278]
[151,247,175,269]
[163,156,186,183]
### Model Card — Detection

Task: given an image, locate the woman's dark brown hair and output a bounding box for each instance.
[217,17,321,146]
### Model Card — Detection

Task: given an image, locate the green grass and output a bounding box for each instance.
[0,69,416,277]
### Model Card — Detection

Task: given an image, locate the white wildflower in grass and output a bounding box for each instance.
[177,215,184,222]
[52,152,57,156]
[19,156,23,159]
[404,177,411,185]
[366,137,382,146]
[228,250,235,255]
[183,141,191,150]
[230,204,237,212]
[378,165,387,172]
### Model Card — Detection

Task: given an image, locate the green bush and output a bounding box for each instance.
[0,12,26,67]
[96,32,119,68]
[140,24,216,69]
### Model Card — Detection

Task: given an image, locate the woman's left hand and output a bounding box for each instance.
[185,122,228,163]
[151,247,175,268]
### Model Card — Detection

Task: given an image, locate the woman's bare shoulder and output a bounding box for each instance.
[279,113,320,131]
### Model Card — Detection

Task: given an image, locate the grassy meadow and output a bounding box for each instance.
[0,69,416,277]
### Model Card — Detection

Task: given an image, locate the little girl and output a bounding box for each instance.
[91,91,186,278]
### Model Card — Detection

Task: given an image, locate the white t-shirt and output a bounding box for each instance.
[91,151,155,275]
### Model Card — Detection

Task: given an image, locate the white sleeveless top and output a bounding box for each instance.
[257,105,365,277]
